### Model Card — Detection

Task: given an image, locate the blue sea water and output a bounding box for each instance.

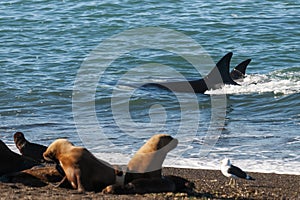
[0,1,299,174]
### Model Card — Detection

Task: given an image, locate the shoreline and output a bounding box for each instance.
[163,165,300,176]
[6,144,300,176]
[1,166,299,199]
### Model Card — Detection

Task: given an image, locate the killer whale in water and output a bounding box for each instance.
[230,58,251,80]
[143,52,251,93]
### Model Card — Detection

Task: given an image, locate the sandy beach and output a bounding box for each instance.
[1,166,299,200]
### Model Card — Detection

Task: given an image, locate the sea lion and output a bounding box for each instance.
[0,139,38,176]
[4,166,63,187]
[14,132,47,163]
[13,132,65,176]
[164,175,195,193]
[102,174,195,194]
[102,177,176,194]
[43,139,116,192]
[124,134,178,184]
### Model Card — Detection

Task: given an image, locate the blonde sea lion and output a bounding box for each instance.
[124,134,178,184]
[43,139,116,192]
[0,139,38,176]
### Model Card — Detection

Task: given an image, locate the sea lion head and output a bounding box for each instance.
[43,139,74,162]
[129,134,178,171]
[13,132,27,151]
[156,134,178,151]
[142,134,178,153]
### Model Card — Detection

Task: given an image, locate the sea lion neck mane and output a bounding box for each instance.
[43,139,74,162]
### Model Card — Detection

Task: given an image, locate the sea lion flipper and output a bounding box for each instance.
[53,176,70,188]
[55,164,65,177]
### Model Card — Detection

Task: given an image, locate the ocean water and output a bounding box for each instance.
[1,1,299,175]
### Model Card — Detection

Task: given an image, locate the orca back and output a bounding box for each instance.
[204,52,238,88]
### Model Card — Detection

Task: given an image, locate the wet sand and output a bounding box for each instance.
[1,166,299,200]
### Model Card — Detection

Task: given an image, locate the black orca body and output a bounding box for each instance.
[143,52,251,94]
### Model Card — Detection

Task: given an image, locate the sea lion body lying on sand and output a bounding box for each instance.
[103,176,176,194]
[102,173,194,194]
[0,140,38,176]
[43,139,115,192]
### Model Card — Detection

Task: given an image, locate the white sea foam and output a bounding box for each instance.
[7,143,19,153]
[163,157,300,175]
[205,72,300,95]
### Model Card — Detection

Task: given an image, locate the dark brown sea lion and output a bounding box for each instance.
[102,177,176,194]
[4,166,64,187]
[124,134,178,184]
[0,139,38,176]
[43,139,116,192]
[14,132,47,163]
[102,175,195,194]
[13,132,65,176]
[164,175,195,193]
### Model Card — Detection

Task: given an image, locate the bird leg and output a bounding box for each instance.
[233,178,237,187]
[226,178,233,186]
[228,178,237,188]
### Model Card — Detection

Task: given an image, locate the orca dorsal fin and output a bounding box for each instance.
[231,59,251,80]
[205,52,239,87]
